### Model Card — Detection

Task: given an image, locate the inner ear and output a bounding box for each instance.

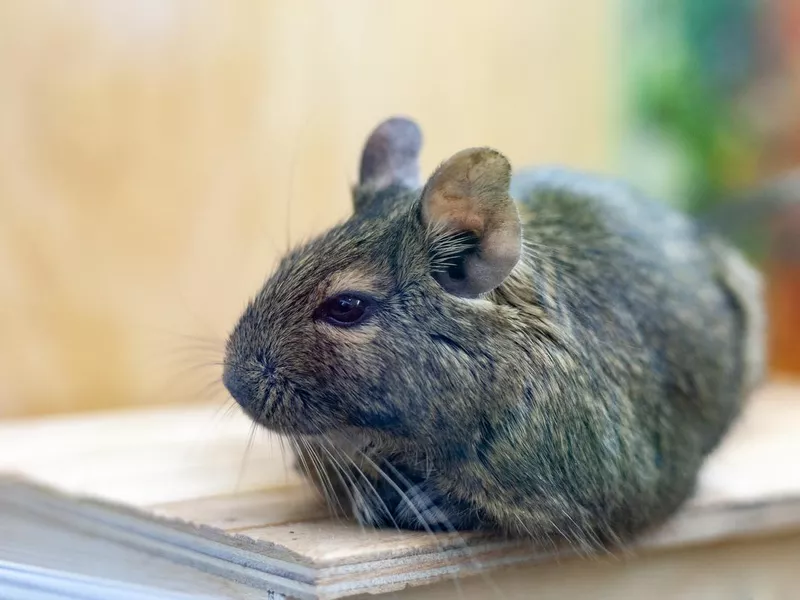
[422,147,521,298]
[430,230,480,284]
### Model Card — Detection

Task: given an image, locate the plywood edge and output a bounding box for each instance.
[0,477,318,599]
[313,494,800,598]
[0,559,234,600]
[4,474,800,599]
[2,381,799,598]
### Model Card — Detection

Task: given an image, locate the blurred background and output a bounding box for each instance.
[0,0,797,419]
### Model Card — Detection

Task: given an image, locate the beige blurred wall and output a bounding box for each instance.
[0,0,620,418]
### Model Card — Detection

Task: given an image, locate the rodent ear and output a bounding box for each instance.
[422,147,521,298]
[357,117,423,194]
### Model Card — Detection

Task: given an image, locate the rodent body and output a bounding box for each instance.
[223,117,765,549]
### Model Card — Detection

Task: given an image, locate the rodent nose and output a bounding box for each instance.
[222,365,253,410]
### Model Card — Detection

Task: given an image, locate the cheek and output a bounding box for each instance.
[316,322,381,346]
[311,322,383,381]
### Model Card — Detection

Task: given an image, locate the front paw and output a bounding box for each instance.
[359,474,481,533]
[391,484,467,532]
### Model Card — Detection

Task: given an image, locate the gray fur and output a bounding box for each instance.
[357,116,422,198]
[223,118,766,550]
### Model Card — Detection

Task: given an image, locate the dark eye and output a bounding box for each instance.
[315,293,375,327]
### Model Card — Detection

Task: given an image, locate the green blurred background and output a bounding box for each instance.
[618,0,800,374]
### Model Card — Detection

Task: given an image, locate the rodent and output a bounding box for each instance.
[222,116,767,550]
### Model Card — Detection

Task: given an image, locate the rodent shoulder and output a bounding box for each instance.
[506,166,743,395]
[509,166,717,283]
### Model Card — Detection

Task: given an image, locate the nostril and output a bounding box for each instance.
[256,351,275,376]
[222,367,251,409]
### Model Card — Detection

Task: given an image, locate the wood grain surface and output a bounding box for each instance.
[1,381,799,598]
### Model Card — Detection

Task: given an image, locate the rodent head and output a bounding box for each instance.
[223,117,525,451]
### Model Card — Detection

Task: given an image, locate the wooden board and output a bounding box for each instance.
[0,560,232,600]
[1,382,800,599]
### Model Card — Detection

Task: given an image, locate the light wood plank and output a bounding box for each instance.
[0,404,300,505]
[372,532,800,600]
[0,494,269,600]
[0,560,229,600]
[151,487,324,532]
[2,382,800,598]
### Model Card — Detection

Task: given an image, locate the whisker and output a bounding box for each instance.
[184,377,227,403]
[351,450,476,600]
[376,457,509,600]
[235,422,258,493]
[296,439,339,518]
[207,395,238,422]
[324,441,400,532]
[149,326,225,346]
[159,343,225,360]
[292,439,318,499]
[315,440,372,530]
[166,361,225,380]
[302,439,346,520]
[276,434,291,486]
[556,508,600,559]
[546,515,587,560]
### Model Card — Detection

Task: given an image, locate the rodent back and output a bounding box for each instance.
[510,167,754,453]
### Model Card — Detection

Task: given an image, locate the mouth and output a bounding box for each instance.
[239,382,322,436]
[237,379,282,425]
[224,365,342,437]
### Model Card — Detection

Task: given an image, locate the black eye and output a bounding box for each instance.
[315,293,375,327]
